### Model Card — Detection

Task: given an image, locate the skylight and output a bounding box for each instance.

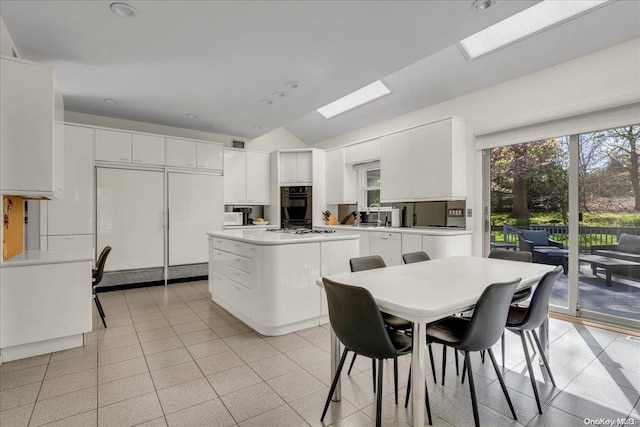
[459,0,611,60]
[316,80,391,119]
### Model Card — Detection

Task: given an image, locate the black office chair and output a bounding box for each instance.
[427,278,521,427]
[321,278,432,427]
[488,248,534,367]
[93,246,111,328]
[346,256,406,403]
[506,266,562,414]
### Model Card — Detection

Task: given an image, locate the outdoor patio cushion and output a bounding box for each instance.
[616,233,640,254]
[521,231,552,246]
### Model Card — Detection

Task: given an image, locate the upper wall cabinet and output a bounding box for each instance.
[380,117,466,202]
[95,130,165,166]
[280,151,312,185]
[0,56,62,199]
[166,138,223,171]
[344,139,380,165]
[326,148,356,204]
[224,149,270,205]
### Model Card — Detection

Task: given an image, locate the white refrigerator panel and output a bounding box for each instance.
[169,173,222,265]
[96,168,164,271]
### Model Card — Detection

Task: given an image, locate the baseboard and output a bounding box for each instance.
[96,276,207,293]
[550,312,640,337]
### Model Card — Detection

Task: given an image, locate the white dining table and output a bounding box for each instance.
[319,256,555,427]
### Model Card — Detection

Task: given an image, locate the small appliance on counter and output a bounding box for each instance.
[223,212,243,226]
[233,207,253,226]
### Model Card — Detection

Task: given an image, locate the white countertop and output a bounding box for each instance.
[208,229,359,245]
[223,224,273,230]
[0,248,94,268]
[316,225,472,236]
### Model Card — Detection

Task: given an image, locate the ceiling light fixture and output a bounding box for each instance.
[103,98,120,104]
[186,113,198,119]
[459,0,610,60]
[316,80,391,120]
[261,99,273,105]
[284,81,299,89]
[471,0,495,11]
[110,2,139,18]
[272,91,286,98]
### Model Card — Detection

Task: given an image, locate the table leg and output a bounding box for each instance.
[538,309,549,366]
[411,323,426,427]
[330,327,342,402]
[606,270,612,287]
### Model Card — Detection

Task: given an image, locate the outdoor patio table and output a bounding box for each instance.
[319,256,554,427]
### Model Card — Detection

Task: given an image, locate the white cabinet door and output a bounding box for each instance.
[411,121,451,199]
[168,173,223,265]
[279,152,298,184]
[326,148,356,204]
[401,233,423,257]
[0,57,55,196]
[380,133,411,202]
[132,134,164,165]
[47,125,93,235]
[53,122,64,198]
[96,168,165,271]
[422,234,471,259]
[296,151,313,184]
[224,149,246,204]
[47,234,93,250]
[344,139,380,164]
[95,129,132,163]
[246,152,270,204]
[166,138,197,168]
[197,142,223,170]
[369,232,402,266]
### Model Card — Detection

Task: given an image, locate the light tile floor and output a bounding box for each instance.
[1,280,639,426]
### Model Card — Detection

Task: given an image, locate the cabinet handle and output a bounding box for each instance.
[133,159,142,162]
[120,158,129,161]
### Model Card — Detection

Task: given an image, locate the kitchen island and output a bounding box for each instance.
[207,229,358,335]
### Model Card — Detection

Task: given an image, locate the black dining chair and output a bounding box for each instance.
[93,246,112,328]
[488,248,534,367]
[427,278,521,427]
[347,256,407,403]
[506,266,562,414]
[321,278,432,427]
[402,251,431,264]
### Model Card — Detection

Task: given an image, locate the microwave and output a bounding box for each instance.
[223,212,243,226]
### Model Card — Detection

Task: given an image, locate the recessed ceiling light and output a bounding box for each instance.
[186,113,198,119]
[471,0,495,11]
[316,80,391,120]
[252,124,263,129]
[284,81,299,89]
[272,91,286,98]
[261,99,273,105]
[459,0,610,60]
[110,2,139,18]
[103,98,120,104]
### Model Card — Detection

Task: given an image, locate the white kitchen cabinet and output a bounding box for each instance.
[132,133,164,165]
[166,137,197,168]
[280,151,312,185]
[369,231,402,266]
[422,234,472,259]
[344,139,380,164]
[224,149,270,205]
[326,148,357,204]
[246,152,270,204]
[166,138,222,170]
[47,235,93,250]
[401,233,423,257]
[0,56,60,198]
[46,125,93,236]
[196,142,223,170]
[95,129,132,163]
[380,117,466,202]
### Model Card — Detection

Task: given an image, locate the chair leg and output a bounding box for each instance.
[404,364,434,426]
[464,351,480,427]
[441,345,447,385]
[394,357,399,405]
[454,348,459,376]
[428,344,437,383]
[94,294,107,328]
[376,359,384,427]
[481,350,485,364]
[405,365,411,409]
[527,331,537,356]
[321,348,349,421]
[372,358,377,393]
[531,330,556,387]
[520,331,542,414]
[347,353,358,375]
[461,354,467,384]
[487,348,517,420]
[501,331,505,368]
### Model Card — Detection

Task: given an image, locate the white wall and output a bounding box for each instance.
[313,38,640,256]
[246,127,308,152]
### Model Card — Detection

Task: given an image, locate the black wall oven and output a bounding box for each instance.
[281,186,312,229]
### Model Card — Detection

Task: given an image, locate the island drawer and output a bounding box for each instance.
[210,250,229,274]
[227,266,251,288]
[228,241,256,258]
[227,282,251,319]
[211,237,229,252]
[228,255,252,274]
[210,272,228,302]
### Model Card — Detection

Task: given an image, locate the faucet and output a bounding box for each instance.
[367,203,382,226]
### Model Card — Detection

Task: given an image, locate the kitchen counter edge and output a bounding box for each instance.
[207,230,359,245]
[0,248,94,268]
[315,225,473,236]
